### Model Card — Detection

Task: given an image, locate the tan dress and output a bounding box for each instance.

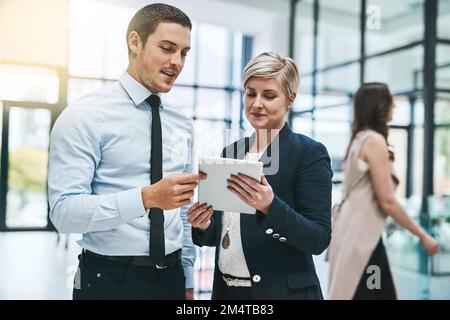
[326,130,398,300]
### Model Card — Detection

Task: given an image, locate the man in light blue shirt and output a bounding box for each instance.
[48,3,203,300]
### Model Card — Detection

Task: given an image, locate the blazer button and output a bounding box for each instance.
[272,233,280,239]
[265,228,273,235]
[279,237,287,242]
[252,275,261,283]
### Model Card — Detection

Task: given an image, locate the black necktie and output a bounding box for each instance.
[147,94,165,263]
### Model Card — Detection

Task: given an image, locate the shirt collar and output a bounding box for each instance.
[119,71,162,108]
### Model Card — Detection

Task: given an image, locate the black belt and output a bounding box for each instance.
[221,273,251,280]
[83,249,181,269]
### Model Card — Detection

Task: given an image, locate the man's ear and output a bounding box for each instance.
[128,31,142,56]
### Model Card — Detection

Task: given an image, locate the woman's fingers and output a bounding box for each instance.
[236,173,260,190]
[187,204,212,227]
[228,184,253,206]
[229,174,259,193]
[260,175,269,185]
[187,202,201,213]
[187,203,207,220]
[227,178,254,199]
[199,207,213,224]
[194,210,212,228]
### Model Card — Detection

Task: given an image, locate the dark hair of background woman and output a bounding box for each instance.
[345,82,395,162]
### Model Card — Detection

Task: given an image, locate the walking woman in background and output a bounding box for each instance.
[327,83,439,300]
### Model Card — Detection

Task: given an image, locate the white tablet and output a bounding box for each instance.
[198,156,263,214]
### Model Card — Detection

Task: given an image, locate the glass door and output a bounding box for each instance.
[0,101,57,231]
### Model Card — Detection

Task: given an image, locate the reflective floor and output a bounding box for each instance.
[0,232,448,300]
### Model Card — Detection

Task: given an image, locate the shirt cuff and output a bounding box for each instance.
[116,187,148,222]
[183,266,194,289]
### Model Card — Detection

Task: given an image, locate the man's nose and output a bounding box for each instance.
[170,53,183,69]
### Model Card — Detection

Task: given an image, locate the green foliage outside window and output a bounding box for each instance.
[8,147,48,207]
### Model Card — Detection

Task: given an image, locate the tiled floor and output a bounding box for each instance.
[0,232,448,299]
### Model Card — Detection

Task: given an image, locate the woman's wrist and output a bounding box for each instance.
[417,229,427,241]
[259,206,269,215]
[259,194,275,215]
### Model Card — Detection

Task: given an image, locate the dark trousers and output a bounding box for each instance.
[73,252,186,300]
[353,238,397,300]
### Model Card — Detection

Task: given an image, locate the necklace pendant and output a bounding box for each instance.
[222,231,230,249]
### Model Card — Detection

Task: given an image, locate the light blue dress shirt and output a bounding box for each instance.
[48,72,196,288]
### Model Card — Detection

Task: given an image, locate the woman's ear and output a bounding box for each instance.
[288,92,297,108]
[291,92,297,103]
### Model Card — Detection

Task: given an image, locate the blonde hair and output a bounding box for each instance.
[242,52,300,101]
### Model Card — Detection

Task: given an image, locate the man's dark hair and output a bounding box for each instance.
[126,3,192,56]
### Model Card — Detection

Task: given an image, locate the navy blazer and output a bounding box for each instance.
[192,123,332,299]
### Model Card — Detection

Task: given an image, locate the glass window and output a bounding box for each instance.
[295,93,313,112]
[317,63,360,94]
[294,0,314,73]
[413,100,424,196]
[390,96,411,126]
[315,104,351,122]
[176,22,197,86]
[318,0,360,68]
[232,33,243,88]
[388,129,408,198]
[7,107,51,228]
[315,94,351,109]
[438,0,450,39]
[292,113,313,137]
[197,24,229,87]
[196,89,228,120]
[194,246,215,300]
[435,97,450,125]
[67,78,110,104]
[162,86,195,118]
[413,126,424,197]
[0,65,59,104]
[68,0,133,78]
[366,0,424,55]
[385,212,424,275]
[314,120,351,161]
[414,98,424,126]
[436,45,450,90]
[365,46,423,93]
[435,127,450,196]
[0,103,2,172]
[295,77,313,111]
[194,120,226,158]
[230,91,244,133]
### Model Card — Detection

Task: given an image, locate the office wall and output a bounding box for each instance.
[0,0,69,67]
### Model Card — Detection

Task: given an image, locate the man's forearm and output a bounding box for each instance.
[50,187,147,233]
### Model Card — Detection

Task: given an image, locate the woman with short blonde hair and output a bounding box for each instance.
[187,52,332,300]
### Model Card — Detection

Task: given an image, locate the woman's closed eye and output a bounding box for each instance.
[246,93,276,100]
